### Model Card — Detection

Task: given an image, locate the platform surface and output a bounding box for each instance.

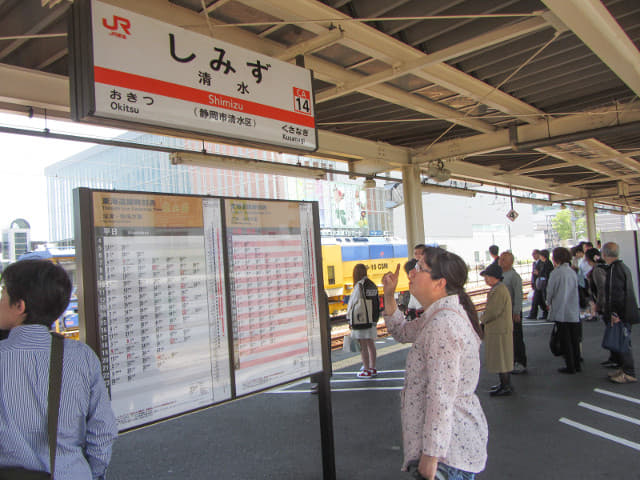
[107,316,640,479]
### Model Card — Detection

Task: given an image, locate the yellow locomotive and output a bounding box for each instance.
[321,237,411,317]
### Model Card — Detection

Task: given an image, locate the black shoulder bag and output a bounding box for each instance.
[0,333,64,480]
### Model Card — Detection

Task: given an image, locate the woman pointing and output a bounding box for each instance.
[382,247,488,480]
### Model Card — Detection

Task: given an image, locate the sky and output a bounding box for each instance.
[0,112,125,240]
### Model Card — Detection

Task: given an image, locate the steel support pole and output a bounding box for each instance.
[402,165,425,249]
[585,198,597,244]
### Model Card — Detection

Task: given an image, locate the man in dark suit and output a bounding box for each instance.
[602,242,639,384]
[527,249,548,319]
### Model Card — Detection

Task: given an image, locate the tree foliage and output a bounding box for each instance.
[552,209,586,241]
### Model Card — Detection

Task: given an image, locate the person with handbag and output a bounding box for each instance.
[382,247,487,480]
[546,247,581,374]
[601,242,639,384]
[0,260,117,479]
[347,263,380,378]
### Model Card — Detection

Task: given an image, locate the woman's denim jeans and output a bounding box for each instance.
[408,461,475,480]
[436,463,475,480]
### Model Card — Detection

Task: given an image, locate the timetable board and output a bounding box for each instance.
[75,189,324,431]
[226,199,322,395]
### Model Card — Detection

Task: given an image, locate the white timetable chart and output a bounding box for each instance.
[226,200,323,395]
[92,192,231,430]
[78,190,325,431]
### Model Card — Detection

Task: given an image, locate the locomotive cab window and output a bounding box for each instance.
[327,265,335,285]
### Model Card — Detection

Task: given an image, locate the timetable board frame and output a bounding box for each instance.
[74,188,327,432]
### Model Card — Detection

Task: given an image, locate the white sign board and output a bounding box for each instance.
[71,0,317,152]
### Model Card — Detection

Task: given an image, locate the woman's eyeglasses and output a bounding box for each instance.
[414,263,432,274]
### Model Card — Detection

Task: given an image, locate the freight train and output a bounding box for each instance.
[321,237,411,318]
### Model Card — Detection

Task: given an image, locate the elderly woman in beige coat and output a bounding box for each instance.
[480,262,514,397]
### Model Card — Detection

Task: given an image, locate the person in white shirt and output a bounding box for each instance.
[382,248,487,480]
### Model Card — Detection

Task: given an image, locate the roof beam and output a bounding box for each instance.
[536,145,631,178]
[304,56,496,133]
[276,29,344,61]
[256,0,546,121]
[316,16,549,103]
[502,161,568,175]
[0,3,69,61]
[565,176,627,187]
[578,139,640,175]
[444,158,586,198]
[554,184,640,201]
[317,130,410,173]
[541,0,640,97]
[35,48,67,70]
[414,105,640,163]
[0,63,69,114]
[202,0,234,14]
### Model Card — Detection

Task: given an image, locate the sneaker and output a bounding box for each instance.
[608,368,623,378]
[356,370,372,378]
[368,368,378,377]
[512,363,527,375]
[609,372,638,384]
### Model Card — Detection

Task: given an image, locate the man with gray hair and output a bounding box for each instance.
[602,242,639,383]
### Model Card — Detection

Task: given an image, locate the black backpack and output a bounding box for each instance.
[348,278,380,329]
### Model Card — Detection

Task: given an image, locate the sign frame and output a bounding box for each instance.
[74,188,329,432]
[68,0,319,153]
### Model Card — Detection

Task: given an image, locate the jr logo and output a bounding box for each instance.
[102,15,131,39]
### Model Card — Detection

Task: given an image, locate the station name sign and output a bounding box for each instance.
[69,0,318,152]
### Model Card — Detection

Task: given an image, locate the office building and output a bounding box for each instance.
[45,132,392,243]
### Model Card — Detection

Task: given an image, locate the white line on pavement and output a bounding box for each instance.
[330,377,404,383]
[267,386,404,394]
[595,388,640,405]
[578,402,640,426]
[559,417,640,451]
[333,369,406,375]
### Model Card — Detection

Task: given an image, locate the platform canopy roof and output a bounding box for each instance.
[1,0,640,210]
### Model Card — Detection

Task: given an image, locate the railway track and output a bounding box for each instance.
[331,282,532,350]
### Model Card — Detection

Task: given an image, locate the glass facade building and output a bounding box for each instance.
[45,132,392,243]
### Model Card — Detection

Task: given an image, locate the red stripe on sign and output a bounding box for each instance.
[94,66,315,128]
